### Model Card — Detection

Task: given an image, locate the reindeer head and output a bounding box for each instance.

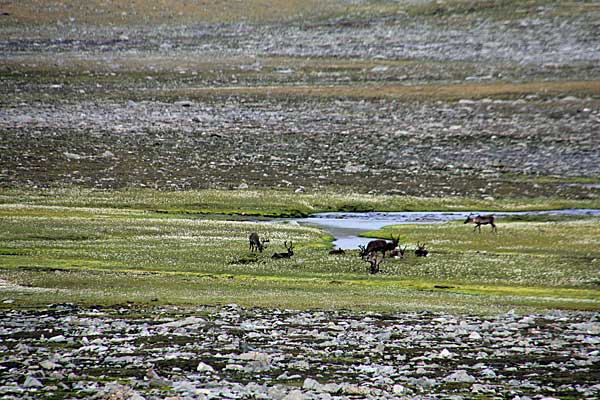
[391,245,407,259]
[358,245,367,258]
[464,214,474,224]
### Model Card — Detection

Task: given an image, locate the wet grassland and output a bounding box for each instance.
[1,189,599,313]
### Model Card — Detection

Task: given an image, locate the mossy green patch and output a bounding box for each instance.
[2,187,599,217]
[1,189,599,314]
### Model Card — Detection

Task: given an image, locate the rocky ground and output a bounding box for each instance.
[1,96,599,198]
[1,6,599,198]
[0,304,599,399]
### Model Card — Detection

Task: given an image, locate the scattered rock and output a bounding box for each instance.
[23,375,43,388]
[146,368,171,388]
[445,370,476,383]
[196,362,215,373]
[0,306,598,398]
[158,316,206,329]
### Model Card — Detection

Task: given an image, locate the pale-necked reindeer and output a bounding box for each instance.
[415,242,428,257]
[249,232,269,253]
[272,241,294,259]
[464,214,497,233]
[364,234,400,258]
[390,245,407,259]
[367,252,383,274]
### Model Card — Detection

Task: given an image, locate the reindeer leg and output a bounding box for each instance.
[371,262,380,274]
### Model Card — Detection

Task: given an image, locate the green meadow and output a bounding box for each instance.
[1,189,599,314]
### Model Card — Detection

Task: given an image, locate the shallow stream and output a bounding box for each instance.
[300,209,600,249]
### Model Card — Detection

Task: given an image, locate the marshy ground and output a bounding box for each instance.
[1,0,600,398]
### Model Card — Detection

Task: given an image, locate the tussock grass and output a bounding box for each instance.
[2,0,596,27]
[405,0,600,19]
[1,0,344,26]
[2,188,599,218]
[166,80,600,102]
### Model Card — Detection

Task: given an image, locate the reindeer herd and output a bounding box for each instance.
[358,238,429,274]
[248,232,294,259]
[248,214,496,274]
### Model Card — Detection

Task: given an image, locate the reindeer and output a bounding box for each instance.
[364,234,400,258]
[249,232,270,253]
[464,214,497,233]
[390,245,407,259]
[415,242,428,257]
[328,247,346,255]
[272,241,294,259]
[358,245,368,259]
[367,252,383,274]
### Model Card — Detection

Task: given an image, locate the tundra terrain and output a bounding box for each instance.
[1,1,599,398]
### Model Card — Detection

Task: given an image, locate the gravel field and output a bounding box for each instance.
[1,304,599,399]
[2,96,599,197]
[1,6,599,197]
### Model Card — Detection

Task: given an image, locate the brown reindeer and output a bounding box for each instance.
[364,234,400,258]
[329,247,346,255]
[415,242,428,257]
[272,241,294,259]
[367,252,383,274]
[464,214,497,233]
[249,232,269,252]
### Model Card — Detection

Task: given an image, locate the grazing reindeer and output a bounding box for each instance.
[249,232,270,253]
[272,241,294,259]
[415,242,428,257]
[464,214,497,233]
[390,245,407,259]
[367,252,383,274]
[329,247,346,255]
[365,234,400,258]
[358,245,368,259]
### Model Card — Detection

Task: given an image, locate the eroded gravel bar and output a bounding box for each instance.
[1,304,599,399]
[2,96,599,198]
